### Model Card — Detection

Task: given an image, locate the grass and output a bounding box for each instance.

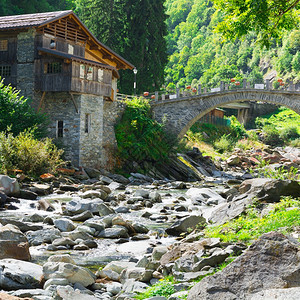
[135,276,176,299]
[205,196,300,244]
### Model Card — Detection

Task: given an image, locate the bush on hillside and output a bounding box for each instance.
[0,129,63,176]
[280,126,300,141]
[0,80,47,137]
[261,125,283,146]
[115,97,174,165]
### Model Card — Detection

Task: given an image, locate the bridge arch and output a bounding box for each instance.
[151,89,300,140]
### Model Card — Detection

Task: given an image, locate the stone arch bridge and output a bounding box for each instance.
[151,89,300,140]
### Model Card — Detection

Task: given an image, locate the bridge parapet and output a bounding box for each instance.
[146,79,299,103]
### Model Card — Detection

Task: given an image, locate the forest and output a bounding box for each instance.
[0,0,299,93]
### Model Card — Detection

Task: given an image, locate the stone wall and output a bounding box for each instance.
[39,92,81,166]
[16,29,35,101]
[102,100,127,170]
[79,94,104,168]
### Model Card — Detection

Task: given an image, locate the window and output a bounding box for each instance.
[80,64,85,79]
[57,120,63,138]
[0,65,11,78]
[45,62,62,74]
[85,114,90,133]
[0,40,8,51]
[86,67,93,80]
[68,44,74,55]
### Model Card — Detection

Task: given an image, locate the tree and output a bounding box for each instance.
[0,80,47,137]
[213,0,300,47]
[75,0,168,94]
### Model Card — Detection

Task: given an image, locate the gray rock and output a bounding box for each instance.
[109,174,130,184]
[43,262,96,287]
[65,199,105,215]
[0,258,43,290]
[166,215,206,236]
[100,175,113,184]
[62,230,93,241]
[149,191,162,203]
[186,188,226,205]
[54,218,76,232]
[56,285,99,300]
[193,249,230,271]
[132,223,149,234]
[0,175,20,196]
[70,211,94,221]
[11,289,52,298]
[81,190,107,200]
[106,282,122,295]
[52,237,76,247]
[60,184,79,192]
[0,218,43,232]
[84,219,105,232]
[151,246,168,261]
[20,189,38,200]
[187,232,300,300]
[108,182,126,190]
[122,279,149,293]
[98,227,129,238]
[0,224,31,260]
[98,203,115,216]
[247,287,300,300]
[43,278,69,289]
[120,267,153,283]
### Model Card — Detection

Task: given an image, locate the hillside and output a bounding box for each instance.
[164,0,300,90]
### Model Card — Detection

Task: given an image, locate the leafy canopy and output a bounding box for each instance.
[213,0,300,47]
[0,80,47,137]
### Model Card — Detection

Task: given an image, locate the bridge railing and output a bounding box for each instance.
[141,79,300,102]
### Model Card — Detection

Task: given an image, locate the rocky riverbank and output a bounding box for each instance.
[0,146,299,300]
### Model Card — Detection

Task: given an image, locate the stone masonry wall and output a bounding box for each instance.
[40,92,81,166]
[79,94,104,168]
[16,29,35,101]
[102,100,127,170]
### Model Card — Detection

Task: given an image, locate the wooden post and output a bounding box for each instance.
[198,84,201,95]
[203,87,207,93]
[70,93,79,113]
[155,91,159,101]
[225,83,229,90]
[243,79,247,89]
[247,81,251,89]
[220,81,224,91]
[266,79,271,90]
[162,94,165,100]
[176,88,180,98]
[37,91,46,112]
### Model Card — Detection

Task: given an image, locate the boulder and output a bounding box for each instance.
[98,227,129,238]
[166,215,207,236]
[186,188,226,205]
[56,285,99,300]
[65,199,105,215]
[0,224,31,260]
[247,287,300,300]
[81,190,107,200]
[43,262,96,287]
[0,175,20,196]
[0,259,43,290]
[26,228,62,246]
[227,155,241,166]
[187,232,300,300]
[54,218,76,232]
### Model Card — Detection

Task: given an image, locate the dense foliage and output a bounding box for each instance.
[165,0,300,90]
[213,0,300,48]
[0,130,63,175]
[115,98,174,166]
[75,0,168,94]
[0,80,47,137]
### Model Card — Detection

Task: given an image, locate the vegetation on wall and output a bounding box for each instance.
[115,97,174,167]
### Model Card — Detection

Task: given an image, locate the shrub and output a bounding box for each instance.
[261,125,283,146]
[214,134,233,153]
[0,129,63,176]
[0,80,47,137]
[135,277,176,299]
[280,126,300,141]
[115,97,175,164]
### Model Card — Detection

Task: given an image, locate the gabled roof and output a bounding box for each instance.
[0,11,72,30]
[0,10,134,70]
[37,47,120,78]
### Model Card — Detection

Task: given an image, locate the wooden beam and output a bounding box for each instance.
[103,54,112,59]
[70,93,79,113]
[90,45,99,50]
[37,91,46,112]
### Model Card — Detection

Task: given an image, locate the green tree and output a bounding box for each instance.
[213,0,300,47]
[76,0,168,94]
[0,80,47,137]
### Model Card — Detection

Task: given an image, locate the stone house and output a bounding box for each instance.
[0,10,134,168]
